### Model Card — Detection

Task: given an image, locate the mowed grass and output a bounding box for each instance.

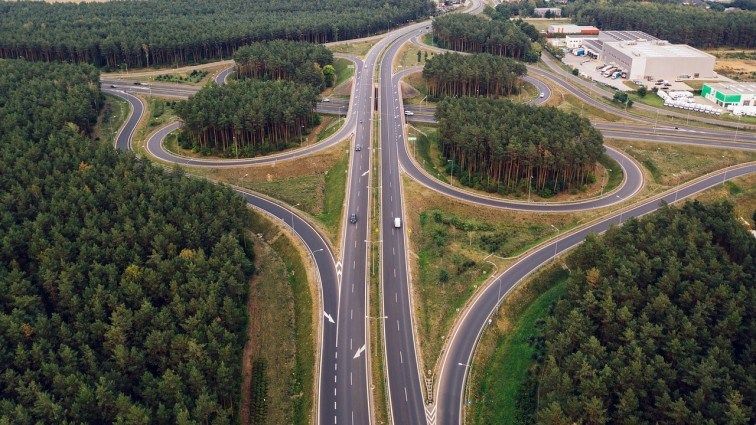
[94,94,129,145]
[191,140,351,244]
[467,266,568,425]
[243,212,315,425]
[394,43,435,72]
[608,139,756,188]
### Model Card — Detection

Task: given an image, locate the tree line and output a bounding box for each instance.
[422,52,526,99]
[175,80,319,157]
[233,41,334,91]
[571,1,755,48]
[528,201,754,424]
[431,14,539,62]
[0,0,434,69]
[436,97,604,196]
[0,59,257,423]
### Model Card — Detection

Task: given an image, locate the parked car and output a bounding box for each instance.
[404,110,414,116]
[539,93,545,98]
[322,98,330,102]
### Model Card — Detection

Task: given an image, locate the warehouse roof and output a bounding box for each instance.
[600,30,658,42]
[605,40,714,59]
[703,82,756,95]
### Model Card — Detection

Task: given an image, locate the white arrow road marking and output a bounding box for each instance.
[324,311,335,324]
[353,344,366,359]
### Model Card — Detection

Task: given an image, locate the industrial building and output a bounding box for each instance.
[547,24,599,35]
[701,82,756,107]
[600,40,715,81]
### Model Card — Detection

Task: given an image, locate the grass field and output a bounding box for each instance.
[94,94,129,145]
[403,176,583,369]
[394,43,436,72]
[608,139,756,189]
[242,212,315,425]
[191,140,351,244]
[329,39,378,57]
[467,266,569,425]
[133,97,178,154]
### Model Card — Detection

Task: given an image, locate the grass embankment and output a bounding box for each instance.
[334,58,355,87]
[369,113,390,424]
[94,94,130,144]
[133,97,178,153]
[407,126,623,202]
[609,139,756,190]
[691,173,756,229]
[191,140,350,244]
[242,212,315,425]
[394,43,435,72]
[403,176,583,368]
[329,39,379,57]
[467,266,569,425]
[154,69,208,84]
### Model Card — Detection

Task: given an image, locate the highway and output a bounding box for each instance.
[102,1,756,422]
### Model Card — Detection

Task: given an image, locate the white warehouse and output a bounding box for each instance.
[600,40,715,81]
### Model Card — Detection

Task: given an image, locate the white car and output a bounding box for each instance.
[539,93,545,98]
[394,217,402,228]
[322,98,330,102]
[404,110,414,116]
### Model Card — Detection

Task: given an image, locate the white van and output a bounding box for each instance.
[394,217,402,228]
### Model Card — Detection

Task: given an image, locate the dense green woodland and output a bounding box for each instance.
[431,14,539,62]
[176,80,319,157]
[0,59,256,423]
[436,97,604,196]
[530,202,754,424]
[233,41,334,90]
[571,2,755,48]
[0,0,434,68]
[422,53,526,99]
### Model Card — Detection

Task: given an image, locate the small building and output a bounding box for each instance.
[701,82,756,107]
[599,39,715,81]
[533,7,562,17]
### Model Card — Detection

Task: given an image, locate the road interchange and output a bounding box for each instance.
[103,1,755,422]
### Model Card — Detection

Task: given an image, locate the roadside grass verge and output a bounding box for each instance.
[394,43,435,72]
[467,265,569,425]
[242,212,315,425]
[329,39,379,57]
[690,173,756,229]
[607,139,756,189]
[402,176,582,369]
[133,96,178,153]
[189,140,350,245]
[334,58,355,87]
[317,116,345,142]
[94,94,129,145]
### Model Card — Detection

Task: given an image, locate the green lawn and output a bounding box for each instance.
[598,153,623,195]
[468,268,569,425]
[333,58,354,87]
[317,117,345,141]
